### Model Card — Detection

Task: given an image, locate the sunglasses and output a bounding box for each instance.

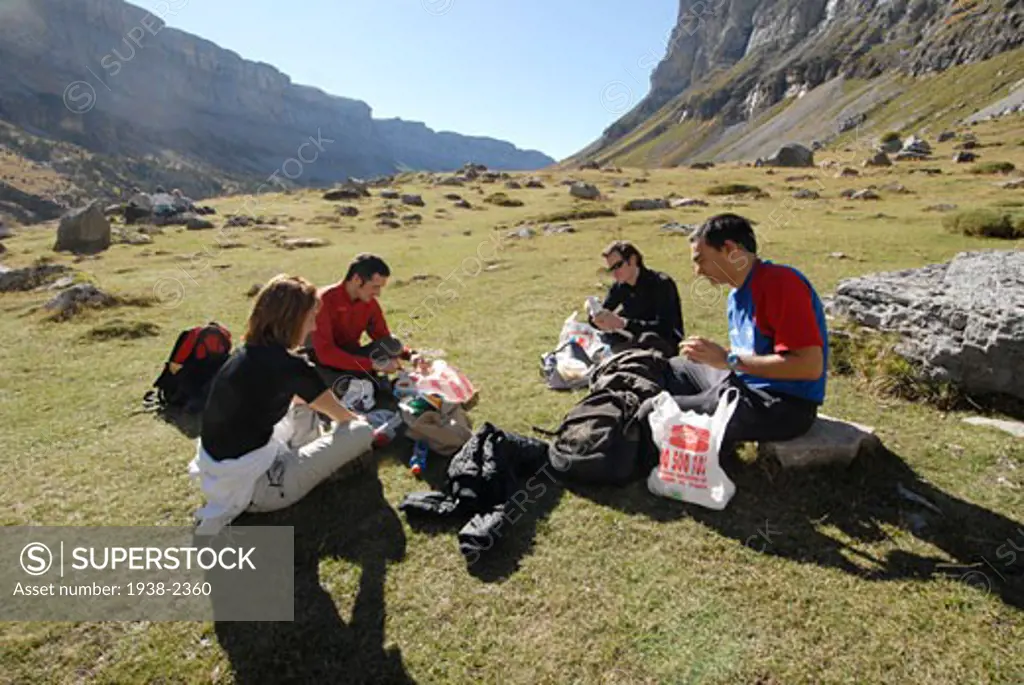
[606,259,626,273]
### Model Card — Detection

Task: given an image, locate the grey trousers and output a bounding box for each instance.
[248,405,373,512]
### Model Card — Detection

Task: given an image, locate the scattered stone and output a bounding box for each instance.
[246,284,262,297]
[962,417,1024,439]
[632,177,649,184]
[953,151,978,163]
[0,263,72,292]
[793,189,820,200]
[836,167,859,178]
[570,182,600,200]
[186,217,215,230]
[454,200,472,209]
[894,151,931,162]
[113,229,153,245]
[863,151,893,167]
[785,175,815,182]
[938,131,957,143]
[224,215,254,227]
[525,178,545,189]
[44,283,116,319]
[909,168,943,176]
[827,250,1024,403]
[336,205,359,217]
[504,180,522,190]
[436,176,465,187]
[401,194,425,207]
[54,202,111,254]
[901,135,933,156]
[758,415,881,468]
[505,227,536,239]
[670,197,709,208]
[661,223,698,236]
[281,238,329,249]
[0,222,13,240]
[690,162,715,170]
[380,189,400,199]
[560,178,577,186]
[851,189,881,200]
[612,179,632,188]
[402,214,423,223]
[766,143,814,168]
[955,140,980,150]
[879,182,911,194]
[923,204,958,212]
[376,210,398,220]
[444,193,463,201]
[998,179,1024,190]
[829,252,848,259]
[623,198,669,211]
[543,223,576,235]
[377,219,401,229]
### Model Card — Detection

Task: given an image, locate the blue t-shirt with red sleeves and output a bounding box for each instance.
[727,259,828,404]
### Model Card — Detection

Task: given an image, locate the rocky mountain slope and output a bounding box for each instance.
[0,0,552,215]
[570,0,1024,167]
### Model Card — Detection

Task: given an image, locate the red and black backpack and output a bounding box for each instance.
[145,322,233,413]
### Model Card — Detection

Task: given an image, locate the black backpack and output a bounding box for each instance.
[539,347,672,486]
[545,388,642,485]
[144,322,232,414]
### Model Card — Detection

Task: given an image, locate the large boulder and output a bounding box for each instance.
[570,182,600,200]
[827,251,1024,404]
[623,198,669,211]
[54,202,111,254]
[766,143,814,168]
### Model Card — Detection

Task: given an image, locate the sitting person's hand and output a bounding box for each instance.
[379,358,401,374]
[593,311,625,332]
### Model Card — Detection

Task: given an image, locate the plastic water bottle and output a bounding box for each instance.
[371,413,404,448]
[409,440,429,476]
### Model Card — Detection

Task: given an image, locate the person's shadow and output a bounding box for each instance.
[567,443,1024,609]
[211,464,414,684]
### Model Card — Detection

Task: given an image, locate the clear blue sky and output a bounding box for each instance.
[129,0,678,161]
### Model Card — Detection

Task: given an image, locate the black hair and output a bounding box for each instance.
[601,240,645,268]
[690,213,757,254]
[344,253,391,283]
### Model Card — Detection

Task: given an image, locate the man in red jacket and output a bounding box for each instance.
[309,253,411,396]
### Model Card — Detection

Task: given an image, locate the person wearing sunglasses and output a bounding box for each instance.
[589,240,685,354]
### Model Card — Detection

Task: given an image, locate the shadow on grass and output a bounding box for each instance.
[212,466,414,685]
[567,446,1024,610]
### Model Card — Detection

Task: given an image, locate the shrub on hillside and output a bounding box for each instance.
[942,209,1024,239]
[880,131,902,143]
[970,161,1016,174]
[706,183,761,196]
[484,192,524,207]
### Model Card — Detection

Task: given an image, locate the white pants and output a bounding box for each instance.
[248,405,373,512]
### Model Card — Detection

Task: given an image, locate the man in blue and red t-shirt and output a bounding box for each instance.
[664,213,828,446]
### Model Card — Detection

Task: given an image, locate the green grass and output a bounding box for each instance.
[483,192,524,207]
[1,123,1023,684]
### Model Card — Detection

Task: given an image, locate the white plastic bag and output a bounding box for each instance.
[646,388,740,510]
[558,311,611,364]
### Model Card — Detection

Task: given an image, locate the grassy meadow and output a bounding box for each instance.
[1,115,1023,684]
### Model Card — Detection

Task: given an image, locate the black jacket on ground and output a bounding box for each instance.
[398,423,550,564]
[593,267,685,350]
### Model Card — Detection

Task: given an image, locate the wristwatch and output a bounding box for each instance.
[726,352,741,372]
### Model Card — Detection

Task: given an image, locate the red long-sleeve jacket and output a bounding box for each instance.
[311,282,392,372]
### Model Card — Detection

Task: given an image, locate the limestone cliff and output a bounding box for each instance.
[573,0,1024,166]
